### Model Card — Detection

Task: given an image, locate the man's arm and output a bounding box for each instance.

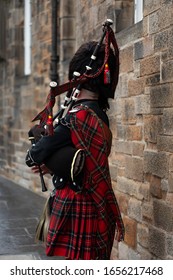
[26,124,72,166]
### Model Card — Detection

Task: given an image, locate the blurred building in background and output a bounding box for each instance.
[0,0,173,260]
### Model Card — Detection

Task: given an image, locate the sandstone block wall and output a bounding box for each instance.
[111,0,173,259]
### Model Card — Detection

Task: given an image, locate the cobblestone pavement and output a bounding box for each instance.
[0,176,62,260]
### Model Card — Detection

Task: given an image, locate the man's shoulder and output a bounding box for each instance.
[69,104,98,126]
[69,104,91,117]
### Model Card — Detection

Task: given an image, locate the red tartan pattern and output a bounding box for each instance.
[46,186,104,259]
[46,106,124,259]
[70,107,125,238]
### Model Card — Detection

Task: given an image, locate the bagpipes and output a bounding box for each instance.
[27,19,119,193]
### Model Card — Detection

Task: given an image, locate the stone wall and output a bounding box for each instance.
[0,0,26,180]
[110,0,173,260]
[0,0,173,259]
[0,0,54,192]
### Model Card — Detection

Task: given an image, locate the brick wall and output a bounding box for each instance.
[0,0,173,259]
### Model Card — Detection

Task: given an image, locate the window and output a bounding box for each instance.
[24,0,31,75]
[134,0,143,23]
[114,0,143,33]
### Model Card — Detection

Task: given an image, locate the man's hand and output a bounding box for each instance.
[28,125,46,143]
[31,164,52,175]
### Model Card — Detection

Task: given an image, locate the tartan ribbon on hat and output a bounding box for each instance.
[32,25,119,136]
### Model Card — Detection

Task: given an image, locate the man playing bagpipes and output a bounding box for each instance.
[25,19,124,260]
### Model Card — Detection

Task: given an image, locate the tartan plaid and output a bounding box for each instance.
[46,106,124,259]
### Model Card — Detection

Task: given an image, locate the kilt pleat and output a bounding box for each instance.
[46,185,99,260]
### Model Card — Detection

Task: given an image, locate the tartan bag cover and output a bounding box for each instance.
[46,105,124,259]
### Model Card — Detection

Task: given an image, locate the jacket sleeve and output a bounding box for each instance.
[27,124,72,165]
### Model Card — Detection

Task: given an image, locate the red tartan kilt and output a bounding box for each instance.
[45,108,124,259]
[46,185,102,260]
